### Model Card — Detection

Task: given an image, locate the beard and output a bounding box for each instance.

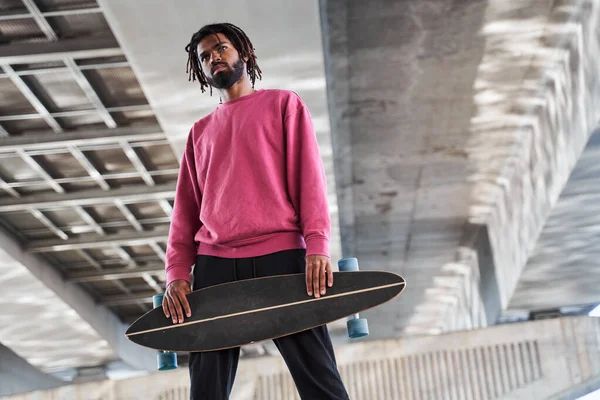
[207,58,245,89]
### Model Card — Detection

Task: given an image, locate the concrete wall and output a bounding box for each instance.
[416,0,600,332]
[318,0,600,338]
[5,316,600,400]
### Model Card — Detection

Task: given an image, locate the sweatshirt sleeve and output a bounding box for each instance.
[165,138,202,285]
[284,102,331,258]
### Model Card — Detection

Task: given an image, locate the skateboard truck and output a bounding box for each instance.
[152,294,178,371]
[337,257,369,338]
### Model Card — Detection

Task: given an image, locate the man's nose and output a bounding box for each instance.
[210,53,222,64]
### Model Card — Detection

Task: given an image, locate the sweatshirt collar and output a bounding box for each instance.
[217,89,265,109]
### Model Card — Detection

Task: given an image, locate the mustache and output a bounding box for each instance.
[211,63,229,73]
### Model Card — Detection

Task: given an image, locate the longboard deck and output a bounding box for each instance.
[126,271,405,352]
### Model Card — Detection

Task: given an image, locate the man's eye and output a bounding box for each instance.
[219,46,226,52]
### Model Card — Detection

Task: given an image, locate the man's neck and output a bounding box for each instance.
[219,79,256,103]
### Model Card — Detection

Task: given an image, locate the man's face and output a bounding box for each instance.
[198,33,245,90]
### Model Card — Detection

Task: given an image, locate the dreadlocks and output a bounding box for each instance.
[185,23,263,94]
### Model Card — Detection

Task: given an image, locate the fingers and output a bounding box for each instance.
[312,261,320,298]
[306,256,334,298]
[165,295,177,323]
[168,293,183,324]
[162,296,170,318]
[176,290,192,319]
[306,260,314,296]
[318,261,326,297]
[163,281,191,324]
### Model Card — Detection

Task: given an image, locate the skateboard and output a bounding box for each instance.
[125,257,406,370]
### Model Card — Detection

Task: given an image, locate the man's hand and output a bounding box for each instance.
[163,279,192,324]
[306,255,333,298]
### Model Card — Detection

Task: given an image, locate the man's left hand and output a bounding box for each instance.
[305,255,333,298]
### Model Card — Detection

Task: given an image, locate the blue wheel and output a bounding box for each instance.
[157,351,178,371]
[153,294,177,371]
[153,294,164,308]
[338,257,359,272]
[347,318,369,338]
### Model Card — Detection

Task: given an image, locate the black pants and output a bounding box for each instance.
[188,249,349,400]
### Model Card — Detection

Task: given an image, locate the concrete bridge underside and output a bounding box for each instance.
[320,0,600,336]
[2,0,600,396]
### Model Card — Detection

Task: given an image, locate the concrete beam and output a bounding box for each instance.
[102,292,156,307]
[0,61,130,78]
[67,264,165,283]
[0,183,176,213]
[0,7,102,21]
[26,228,169,253]
[508,128,600,311]
[0,343,64,396]
[0,227,156,372]
[0,125,165,153]
[464,0,600,316]
[0,36,122,65]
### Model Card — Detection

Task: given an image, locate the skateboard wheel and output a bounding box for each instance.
[157,351,178,371]
[153,294,164,308]
[347,318,369,338]
[338,258,359,272]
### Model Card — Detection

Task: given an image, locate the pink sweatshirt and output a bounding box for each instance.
[165,89,331,285]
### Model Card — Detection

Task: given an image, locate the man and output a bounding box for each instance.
[162,22,349,399]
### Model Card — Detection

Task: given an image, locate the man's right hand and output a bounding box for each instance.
[163,279,192,324]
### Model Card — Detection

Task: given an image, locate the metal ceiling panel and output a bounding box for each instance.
[134,218,170,231]
[0,77,38,115]
[0,118,50,134]
[71,257,164,274]
[83,147,136,173]
[0,18,44,43]
[35,0,98,12]
[135,143,179,171]
[0,154,37,180]
[115,276,152,288]
[85,203,128,222]
[0,0,27,14]
[112,109,157,126]
[33,151,86,178]
[0,0,178,377]
[125,202,167,220]
[1,212,42,231]
[11,59,65,71]
[75,55,126,66]
[47,12,110,39]
[45,248,87,265]
[54,179,98,192]
[90,281,131,296]
[5,184,57,196]
[56,115,105,130]
[33,70,93,110]
[85,67,148,107]
[80,248,126,266]
[44,208,90,229]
